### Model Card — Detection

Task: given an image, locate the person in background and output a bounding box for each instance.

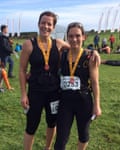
[5,54,15,78]
[109,34,115,50]
[93,33,100,50]
[0,58,14,92]
[19,11,101,150]
[114,45,120,54]
[0,25,15,78]
[54,22,102,150]
[101,44,111,54]
[15,43,22,52]
[101,37,107,48]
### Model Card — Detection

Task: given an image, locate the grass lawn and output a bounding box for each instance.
[0,38,120,149]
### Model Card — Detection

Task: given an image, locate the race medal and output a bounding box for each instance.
[37,36,52,71]
[70,77,74,84]
[69,48,83,79]
[44,64,50,70]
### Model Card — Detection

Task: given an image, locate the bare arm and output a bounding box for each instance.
[19,39,32,109]
[56,38,70,51]
[85,49,101,66]
[89,57,102,117]
[91,50,101,66]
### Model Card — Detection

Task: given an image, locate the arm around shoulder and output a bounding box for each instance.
[56,38,70,51]
[91,50,101,66]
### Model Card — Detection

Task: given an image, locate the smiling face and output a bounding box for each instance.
[38,15,55,38]
[67,22,85,50]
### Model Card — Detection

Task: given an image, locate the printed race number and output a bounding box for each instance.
[50,100,59,114]
[60,76,81,90]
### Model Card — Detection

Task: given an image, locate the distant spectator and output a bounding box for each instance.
[101,38,107,48]
[0,25,15,78]
[114,45,120,54]
[15,43,22,52]
[109,34,115,50]
[0,25,13,65]
[0,58,14,92]
[93,33,100,49]
[101,44,111,54]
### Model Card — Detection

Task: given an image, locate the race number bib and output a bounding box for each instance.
[50,100,59,114]
[60,76,81,90]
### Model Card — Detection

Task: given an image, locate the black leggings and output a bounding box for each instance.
[54,90,93,150]
[26,90,60,135]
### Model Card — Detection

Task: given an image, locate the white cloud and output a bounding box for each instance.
[0,1,120,32]
[54,2,120,31]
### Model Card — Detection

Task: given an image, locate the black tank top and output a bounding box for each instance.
[28,37,60,92]
[60,50,91,90]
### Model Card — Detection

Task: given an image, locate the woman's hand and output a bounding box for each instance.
[91,50,101,66]
[93,104,102,118]
[20,94,29,109]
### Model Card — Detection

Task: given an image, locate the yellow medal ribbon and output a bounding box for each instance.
[69,48,83,79]
[37,36,52,70]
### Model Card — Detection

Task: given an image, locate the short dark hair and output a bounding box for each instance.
[38,11,58,27]
[0,25,8,32]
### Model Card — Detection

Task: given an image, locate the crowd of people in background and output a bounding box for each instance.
[87,33,120,54]
[0,25,22,92]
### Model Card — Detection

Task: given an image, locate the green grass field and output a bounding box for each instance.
[0,37,120,150]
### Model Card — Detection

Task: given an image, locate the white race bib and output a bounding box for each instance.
[50,100,59,114]
[60,76,81,90]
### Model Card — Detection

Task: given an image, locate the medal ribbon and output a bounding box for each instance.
[69,48,83,77]
[37,36,52,67]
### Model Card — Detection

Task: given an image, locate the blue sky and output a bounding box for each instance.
[0,0,120,34]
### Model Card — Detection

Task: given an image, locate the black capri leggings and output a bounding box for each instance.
[26,90,60,135]
[54,90,93,150]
